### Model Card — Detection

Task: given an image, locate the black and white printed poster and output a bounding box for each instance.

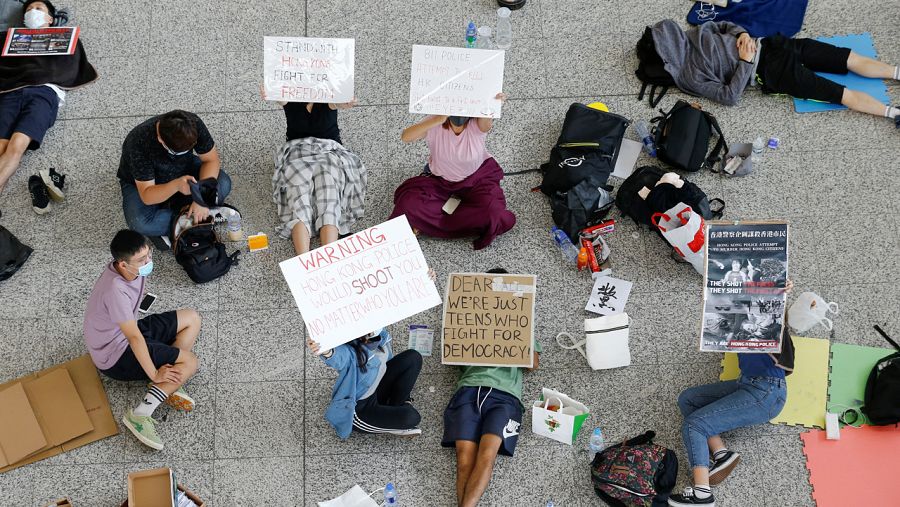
[700,221,789,353]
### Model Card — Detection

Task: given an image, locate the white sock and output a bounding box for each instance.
[884,106,900,119]
[893,65,899,80]
[134,385,167,417]
[693,484,712,499]
[712,448,729,461]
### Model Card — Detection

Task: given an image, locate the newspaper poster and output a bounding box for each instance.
[409,45,505,118]
[2,27,79,56]
[263,36,354,103]
[442,273,535,367]
[700,221,789,353]
[279,215,441,353]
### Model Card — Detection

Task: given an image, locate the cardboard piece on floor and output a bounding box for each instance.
[0,355,118,474]
[611,139,641,179]
[44,499,73,507]
[828,343,894,426]
[0,383,48,467]
[793,33,890,113]
[801,425,900,507]
[721,335,830,428]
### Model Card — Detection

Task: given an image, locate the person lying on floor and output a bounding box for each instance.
[0,0,98,199]
[649,20,900,128]
[442,269,541,507]
[261,88,365,254]
[669,281,794,507]
[390,93,516,250]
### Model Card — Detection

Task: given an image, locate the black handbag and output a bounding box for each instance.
[652,100,727,173]
[0,222,33,281]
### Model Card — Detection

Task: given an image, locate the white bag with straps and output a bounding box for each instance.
[556,313,632,370]
[788,292,839,333]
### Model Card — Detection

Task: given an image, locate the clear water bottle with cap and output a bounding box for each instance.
[226,211,243,241]
[589,427,605,457]
[465,21,477,48]
[634,120,657,157]
[751,136,765,164]
[384,482,398,505]
[495,7,512,49]
[476,26,495,49]
[551,226,579,263]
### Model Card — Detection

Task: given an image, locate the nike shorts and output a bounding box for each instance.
[441,386,523,457]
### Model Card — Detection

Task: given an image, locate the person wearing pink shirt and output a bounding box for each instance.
[390,93,515,250]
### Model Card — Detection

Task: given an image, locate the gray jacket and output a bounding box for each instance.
[651,20,756,106]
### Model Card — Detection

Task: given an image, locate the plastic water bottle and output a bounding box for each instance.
[384,482,398,505]
[495,7,513,49]
[546,502,556,507]
[551,227,579,263]
[751,136,765,164]
[634,120,657,157]
[465,21,477,48]
[589,427,605,457]
[476,26,494,49]
[226,212,243,241]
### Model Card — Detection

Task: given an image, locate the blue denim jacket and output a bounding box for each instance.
[321,328,392,439]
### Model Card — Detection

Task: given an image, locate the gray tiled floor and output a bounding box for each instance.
[1,0,899,505]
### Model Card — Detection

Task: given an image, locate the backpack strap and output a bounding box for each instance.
[648,85,668,108]
[874,325,900,351]
[702,112,728,171]
[503,168,542,176]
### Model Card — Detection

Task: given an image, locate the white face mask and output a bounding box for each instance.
[24,9,50,29]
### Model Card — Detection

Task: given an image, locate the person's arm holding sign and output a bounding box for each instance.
[475,93,508,132]
[401,115,449,143]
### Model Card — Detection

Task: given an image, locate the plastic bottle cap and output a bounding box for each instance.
[497,6,511,17]
[594,428,601,435]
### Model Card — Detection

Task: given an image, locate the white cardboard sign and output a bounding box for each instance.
[409,45,505,118]
[263,36,354,103]
[279,216,441,352]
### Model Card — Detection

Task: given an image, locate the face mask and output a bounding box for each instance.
[24,9,49,28]
[137,260,154,277]
[160,138,191,156]
[449,116,468,127]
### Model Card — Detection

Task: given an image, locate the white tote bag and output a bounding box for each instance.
[651,203,706,274]
[788,292,839,333]
[318,485,382,507]
[531,388,590,445]
[556,313,632,370]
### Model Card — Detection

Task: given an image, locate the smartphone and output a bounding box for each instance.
[442,196,462,215]
[139,293,158,313]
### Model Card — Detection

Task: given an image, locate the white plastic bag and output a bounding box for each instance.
[788,292,839,333]
[318,485,381,507]
[651,203,706,274]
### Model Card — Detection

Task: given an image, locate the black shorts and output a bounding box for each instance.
[100,311,180,381]
[757,35,850,105]
[0,86,60,150]
[441,386,523,457]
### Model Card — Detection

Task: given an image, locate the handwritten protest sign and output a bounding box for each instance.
[263,36,354,103]
[409,45,505,118]
[442,273,536,367]
[279,216,441,352]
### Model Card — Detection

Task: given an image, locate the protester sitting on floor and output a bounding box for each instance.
[117,110,231,249]
[442,269,541,507]
[307,329,424,438]
[0,0,97,205]
[649,20,900,127]
[83,229,200,451]
[390,93,516,250]
[262,89,366,254]
[669,281,794,507]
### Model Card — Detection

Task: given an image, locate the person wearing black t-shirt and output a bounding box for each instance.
[117,110,231,245]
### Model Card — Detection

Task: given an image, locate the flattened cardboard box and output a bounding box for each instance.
[0,354,118,473]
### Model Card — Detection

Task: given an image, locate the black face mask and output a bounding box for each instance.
[449,116,468,127]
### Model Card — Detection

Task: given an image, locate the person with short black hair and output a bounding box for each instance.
[0,0,97,203]
[117,110,231,247]
[83,229,202,450]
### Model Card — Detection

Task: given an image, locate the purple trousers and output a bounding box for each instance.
[390,157,516,250]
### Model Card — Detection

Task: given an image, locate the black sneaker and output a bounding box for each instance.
[28,175,51,215]
[39,167,66,201]
[709,450,740,485]
[669,487,715,506]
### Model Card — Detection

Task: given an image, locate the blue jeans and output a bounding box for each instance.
[677,376,787,469]
[120,168,232,237]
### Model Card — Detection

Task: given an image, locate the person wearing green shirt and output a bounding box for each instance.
[441,269,541,507]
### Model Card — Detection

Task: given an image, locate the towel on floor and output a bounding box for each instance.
[687,0,809,38]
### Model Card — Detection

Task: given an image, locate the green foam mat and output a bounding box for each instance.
[827,343,894,426]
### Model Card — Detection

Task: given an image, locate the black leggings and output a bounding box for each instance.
[353,350,423,432]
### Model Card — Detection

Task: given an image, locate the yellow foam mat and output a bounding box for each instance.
[720,335,830,428]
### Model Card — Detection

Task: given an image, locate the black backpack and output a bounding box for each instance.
[652,100,727,173]
[615,166,725,227]
[0,220,32,281]
[170,206,240,284]
[635,27,676,108]
[591,431,678,507]
[862,325,900,425]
